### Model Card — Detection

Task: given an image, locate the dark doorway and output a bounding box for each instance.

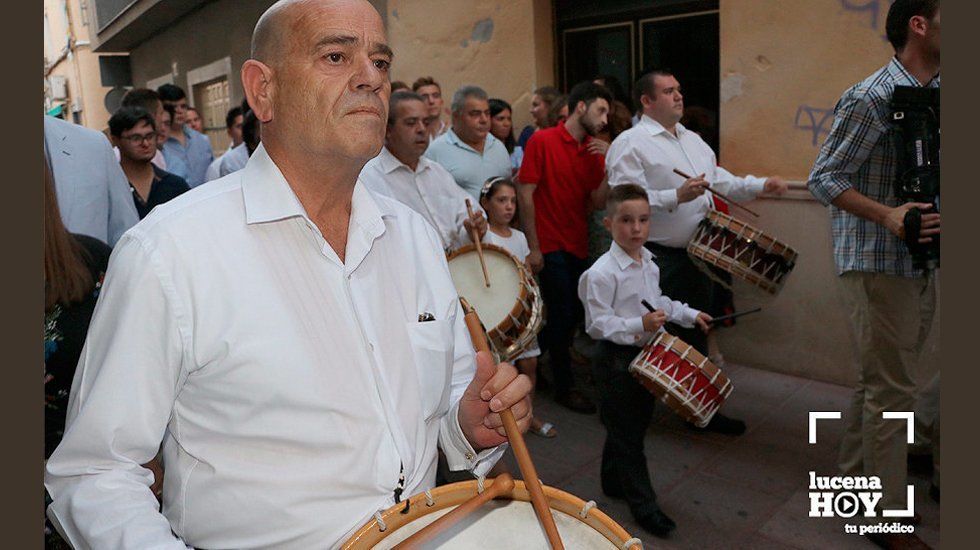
[556,1,720,153]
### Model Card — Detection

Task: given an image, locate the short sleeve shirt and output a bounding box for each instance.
[518,123,605,259]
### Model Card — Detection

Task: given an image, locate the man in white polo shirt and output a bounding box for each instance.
[424,85,512,201]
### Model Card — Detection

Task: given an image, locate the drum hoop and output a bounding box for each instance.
[628,333,733,425]
[703,210,798,262]
[448,243,541,358]
[340,479,641,549]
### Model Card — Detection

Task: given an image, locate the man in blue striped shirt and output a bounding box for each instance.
[808,1,939,547]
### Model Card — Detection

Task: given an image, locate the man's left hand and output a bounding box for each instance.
[463,210,488,240]
[458,351,533,451]
[587,139,610,157]
[763,176,788,195]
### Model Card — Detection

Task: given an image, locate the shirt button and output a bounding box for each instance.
[465,452,474,460]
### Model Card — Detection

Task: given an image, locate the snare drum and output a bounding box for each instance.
[342,479,642,549]
[447,244,544,362]
[628,332,733,428]
[687,210,798,294]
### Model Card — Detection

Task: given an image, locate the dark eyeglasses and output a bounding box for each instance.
[121,132,159,144]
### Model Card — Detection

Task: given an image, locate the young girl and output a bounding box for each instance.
[478,177,556,438]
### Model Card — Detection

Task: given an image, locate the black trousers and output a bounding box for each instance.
[537,250,588,396]
[593,340,661,519]
[644,242,713,355]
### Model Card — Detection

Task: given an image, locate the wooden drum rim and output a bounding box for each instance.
[341,479,641,549]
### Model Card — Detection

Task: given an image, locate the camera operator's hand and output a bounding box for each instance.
[883,202,940,243]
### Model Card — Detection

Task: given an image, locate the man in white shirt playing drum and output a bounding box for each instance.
[43,1,533,549]
[605,68,788,435]
[360,90,488,252]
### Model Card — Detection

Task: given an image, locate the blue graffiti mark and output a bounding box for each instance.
[840,0,898,32]
[841,0,881,29]
[795,105,836,146]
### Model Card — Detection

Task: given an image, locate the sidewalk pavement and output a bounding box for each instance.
[495,354,940,549]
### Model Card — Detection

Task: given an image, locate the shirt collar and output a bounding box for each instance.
[378,146,430,175]
[242,143,397,227]
[446,128,499,154]
[887,56,940,87]
[638,115,688,138]
[609,240,652,271]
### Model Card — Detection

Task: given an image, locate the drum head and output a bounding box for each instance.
[373,499,618,549]
[447,246,523,330]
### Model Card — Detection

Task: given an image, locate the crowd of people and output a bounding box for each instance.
[42,0,938,548]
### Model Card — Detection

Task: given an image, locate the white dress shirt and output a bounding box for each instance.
[606,115,767,248]
[359,146,481,252]
[218,142,250,177]
[45,144,503,550]
[578,241,700,347]
[205,143,235,182]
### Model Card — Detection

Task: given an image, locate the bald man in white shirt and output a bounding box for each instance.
[606,69,787,435]
[44,2,532,549]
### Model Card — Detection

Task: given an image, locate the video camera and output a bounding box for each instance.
[890,85,940,270]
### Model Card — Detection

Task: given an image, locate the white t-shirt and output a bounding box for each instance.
[483,227,530,264]
[482,227,540,359]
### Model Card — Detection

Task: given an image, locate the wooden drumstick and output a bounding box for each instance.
[392,474,516,549]
[673,168,761,218]
[459,297,565,550]
[465,199,491,287]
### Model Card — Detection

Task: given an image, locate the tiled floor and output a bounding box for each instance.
[492,352,941,549]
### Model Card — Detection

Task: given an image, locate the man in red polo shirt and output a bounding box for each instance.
[517,81,611,414]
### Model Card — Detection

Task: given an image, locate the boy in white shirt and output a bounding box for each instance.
[578,183,711,537]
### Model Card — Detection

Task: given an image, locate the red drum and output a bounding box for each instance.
[628,332,733,427]
[687,210,798,295]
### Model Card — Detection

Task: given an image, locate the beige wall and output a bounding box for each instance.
[44,0,127,131]
[386,0,554,133]
[715,0,939,386]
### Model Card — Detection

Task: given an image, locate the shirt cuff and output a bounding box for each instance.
[744,175,767,194]
[655,188,679,212]
[672,306,700,328]
[807,177,851,207]
[625,316,646,338]
[440,400,507,476]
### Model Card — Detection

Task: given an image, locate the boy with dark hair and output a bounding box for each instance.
[108,106,190,219]
[579,183,711,537]
[516,80,612,415]
[156,83,213,187]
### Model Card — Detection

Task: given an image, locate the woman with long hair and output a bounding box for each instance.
[517,85,560,149]
[489,98,522,175]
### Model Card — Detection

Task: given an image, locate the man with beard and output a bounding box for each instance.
[360,90,487,252]
[44,1,533,548]
[605,69,787,434]
[516,81,611,414]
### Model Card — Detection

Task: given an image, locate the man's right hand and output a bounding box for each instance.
[883,202,940,243]
[527,248,544,274]
[642,310,668,332]
[676,174,710,204]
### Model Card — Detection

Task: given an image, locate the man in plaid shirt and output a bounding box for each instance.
[808,1,939,548]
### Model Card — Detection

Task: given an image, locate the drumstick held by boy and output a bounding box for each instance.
[577,183,711,538]
[477,176,557,438]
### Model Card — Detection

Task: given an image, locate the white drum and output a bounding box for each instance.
[447,244,544,362]
[342,479,642,549]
